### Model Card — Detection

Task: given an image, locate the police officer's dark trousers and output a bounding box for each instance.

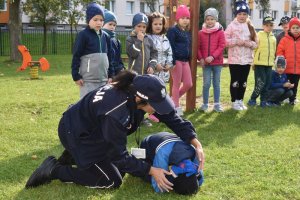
[52,118,123,188]
[51,159,122,189]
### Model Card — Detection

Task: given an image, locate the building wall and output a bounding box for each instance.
[0,1,9,24]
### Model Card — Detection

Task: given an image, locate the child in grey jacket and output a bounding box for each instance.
[126,12,158,75]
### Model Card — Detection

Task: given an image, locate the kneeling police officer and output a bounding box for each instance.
[25,70,204,192]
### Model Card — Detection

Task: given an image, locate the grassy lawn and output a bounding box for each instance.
[0,55,299,200]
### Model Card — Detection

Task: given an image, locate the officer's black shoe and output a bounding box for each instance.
[25,156,58,189]
[57,149,76,165]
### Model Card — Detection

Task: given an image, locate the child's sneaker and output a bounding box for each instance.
[247,99,257,106]
[148,114,159,123]
[238,100,247,110]
[260,101,268,108]
[141,119,152,127]
[213,104,223,112]
[232,100,243,111]
[175,107,184,116]
[199,104,209,112]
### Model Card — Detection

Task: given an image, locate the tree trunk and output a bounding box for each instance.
[8,0,22,61]
[42,22,47,54]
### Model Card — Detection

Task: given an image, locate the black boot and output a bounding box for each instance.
[57,150,76,165]
[25,156,58,189]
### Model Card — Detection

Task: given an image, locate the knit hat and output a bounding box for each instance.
[274,56,286,69]
[204,8,219,21]
[86,2,104,23]
[235,0,250,16]
[132,12,148,28]
[263,16,274,25]
[278,16,291,26]
[289,17,300,30]
[176,5,190,21]
[104,9,117,25]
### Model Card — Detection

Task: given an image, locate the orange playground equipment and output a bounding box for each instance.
[17,45,50,79]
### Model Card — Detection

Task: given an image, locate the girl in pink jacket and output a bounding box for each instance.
[225,0,258,111]
[197,8,225,112]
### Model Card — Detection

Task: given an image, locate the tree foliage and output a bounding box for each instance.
[143,0,160,13]
[254,0,270,14]
[199,0,226,28]
[22,0,62,54]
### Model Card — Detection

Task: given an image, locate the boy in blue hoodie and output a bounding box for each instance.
[266,56,294,106]
[103,9,125,77]
[140,132,204,195]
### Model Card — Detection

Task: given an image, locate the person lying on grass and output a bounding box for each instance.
[140,132,204,195]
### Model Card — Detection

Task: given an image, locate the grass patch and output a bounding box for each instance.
[0,55,299,199]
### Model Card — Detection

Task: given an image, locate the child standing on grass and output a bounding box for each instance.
[266,56,294,106]
[167,5,192,116]
[146,12,173,84]
[247,16,277,107]
[71,2,112,98]
[126,12,158,75]
[276,17,300,105]
[102,9,125,76]
[126,12,158,126]
[197,8,225,112]
[225,0,258,111]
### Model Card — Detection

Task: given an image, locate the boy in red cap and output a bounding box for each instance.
[277,17,300,105]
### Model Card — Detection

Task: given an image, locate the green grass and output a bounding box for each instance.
[0,55,299,200]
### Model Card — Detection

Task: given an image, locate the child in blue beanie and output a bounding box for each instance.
[102,9,125,76]
[71,2,113,98]
[140,132,204,195]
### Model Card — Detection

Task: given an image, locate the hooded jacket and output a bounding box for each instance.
[126,31,158,75]
[197,22,225,66]
[225,19,258,65]
[253,31,277,67]
[276,32,300,75]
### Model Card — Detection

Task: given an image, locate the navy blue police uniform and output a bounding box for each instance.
[25,74,198,189]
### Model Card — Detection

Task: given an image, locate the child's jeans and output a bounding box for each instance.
[267,88,293,103]
[250,65,272,102]
[171,60,193,107]
[202,66,222,104]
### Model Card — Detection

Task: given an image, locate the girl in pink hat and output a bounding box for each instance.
[167,5,192,116]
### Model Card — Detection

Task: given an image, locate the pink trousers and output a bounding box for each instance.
[171,61,193,107]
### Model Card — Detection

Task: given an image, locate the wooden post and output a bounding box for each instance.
[186,0,200,111]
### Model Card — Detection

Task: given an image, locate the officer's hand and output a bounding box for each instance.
[149,167,173,192]
[75,79,84,86]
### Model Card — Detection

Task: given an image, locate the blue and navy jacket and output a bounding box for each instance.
[103,29,125,76]
[71,26,113,81]
[59,85,197,177]
[269,70,289,89]
[167,25,191,64]
[140,132,201,193]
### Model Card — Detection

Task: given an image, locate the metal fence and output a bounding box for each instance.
[0,28,131,56]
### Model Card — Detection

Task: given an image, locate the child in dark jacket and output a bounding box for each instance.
[167,5,192,116]
[267,56,294,106]
[140,132,204,195]
[103,9,125,77]
[71,2,112,98]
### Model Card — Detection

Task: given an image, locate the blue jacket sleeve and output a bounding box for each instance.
[100,115,151,177]
[118,40,125,70]
[270,72,285,89]
[71,32,85,81]
[105,34,114,78]
[166,27,176,65]
[151,143,174,193]
[154,111,197,143]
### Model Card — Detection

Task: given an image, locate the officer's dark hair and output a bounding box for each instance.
[112,70,137,91]
[112,70,149,107]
